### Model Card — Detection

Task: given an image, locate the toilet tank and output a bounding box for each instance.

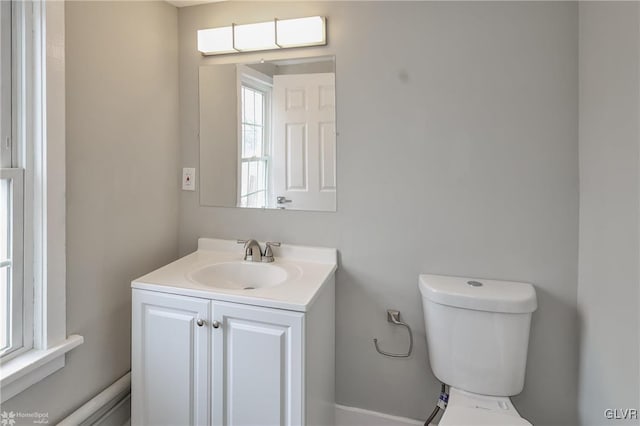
[419,274,537,397]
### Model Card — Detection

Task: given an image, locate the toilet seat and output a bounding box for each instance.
[438,388,532,426]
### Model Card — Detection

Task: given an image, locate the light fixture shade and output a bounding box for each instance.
[234,21,277,51]
[198,26,234,55]
[276,16,326,48]
[197,16,327,56]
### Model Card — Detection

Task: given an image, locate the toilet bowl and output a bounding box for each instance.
[439,388,532,426]
[418,274,537,426]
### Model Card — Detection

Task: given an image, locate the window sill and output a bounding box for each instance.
[0,334,83,402]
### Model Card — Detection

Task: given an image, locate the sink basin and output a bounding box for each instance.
[133,238,337,311]
[188,261,289,290]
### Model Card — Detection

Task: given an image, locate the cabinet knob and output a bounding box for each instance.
[212,320,221,329]
[196,319,205,327]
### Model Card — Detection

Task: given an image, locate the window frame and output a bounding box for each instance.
[0,0,82,403]
[237,66,273,209]
[239,84,270,208]
[0,0,11,168]
[0,0,27,360]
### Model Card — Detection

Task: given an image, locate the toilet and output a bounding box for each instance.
[418,274,537,425]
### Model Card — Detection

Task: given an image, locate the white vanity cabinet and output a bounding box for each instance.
[131,238,336,426]
[132,283,334,426]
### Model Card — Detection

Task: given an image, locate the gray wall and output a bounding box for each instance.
[179,2,580,424]
[2,1,179,422]
[276,60,334,75]
[199,64,238,206]
[577,2,640,424]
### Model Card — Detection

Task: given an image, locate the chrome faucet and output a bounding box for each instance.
[239,239,262,262]
[237,240,281,263]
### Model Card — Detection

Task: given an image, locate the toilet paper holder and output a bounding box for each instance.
[373,309,414,358]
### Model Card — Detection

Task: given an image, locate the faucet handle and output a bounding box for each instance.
[262,242,281,263]
[265,242,281,253]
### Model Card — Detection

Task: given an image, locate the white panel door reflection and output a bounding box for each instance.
[272,73,336,211]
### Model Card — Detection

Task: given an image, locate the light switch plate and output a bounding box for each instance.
[182,167,196,191]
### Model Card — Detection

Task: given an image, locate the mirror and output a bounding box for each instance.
[199,56,336,211]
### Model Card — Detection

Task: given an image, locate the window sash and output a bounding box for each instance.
[0,168,24,358]
[239,157,269,208]
[0,1,24,359]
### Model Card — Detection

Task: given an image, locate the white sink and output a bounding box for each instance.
[131,238,337,312]
[188,261,292,290]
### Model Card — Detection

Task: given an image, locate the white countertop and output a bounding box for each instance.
[131,238,337,312]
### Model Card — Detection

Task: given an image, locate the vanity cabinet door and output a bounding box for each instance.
[132,289,210,426]
[211,301,304,426]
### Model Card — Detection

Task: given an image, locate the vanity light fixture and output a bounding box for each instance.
[197,16,326,56]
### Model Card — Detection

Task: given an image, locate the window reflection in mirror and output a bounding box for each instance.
[239,70,271,208]
[199,56,336,212]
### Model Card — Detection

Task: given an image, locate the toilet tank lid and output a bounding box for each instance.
[419,274,537,314]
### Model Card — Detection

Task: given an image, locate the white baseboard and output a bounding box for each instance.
[97,402,425,426]
[335,404,425,426]
[59,372,131,426]
[67,399,423,426]
[62,372,429,426]
[92,393,130,426]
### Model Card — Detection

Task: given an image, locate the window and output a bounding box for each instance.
[0,0,25,360]
[239,73,272,209]
[0,0,82,402]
